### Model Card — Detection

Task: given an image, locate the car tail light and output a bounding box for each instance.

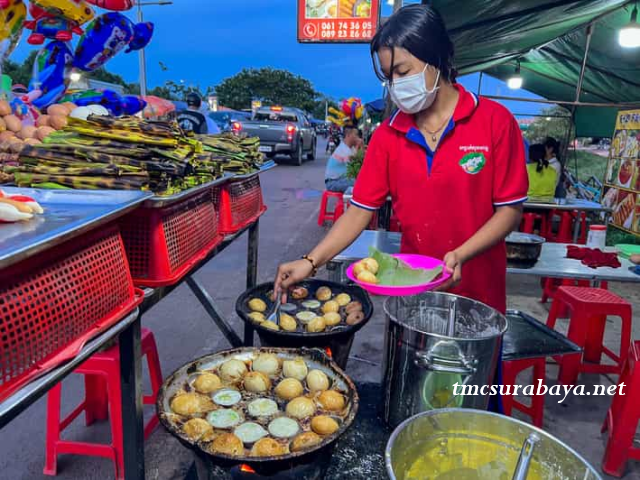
[286,124,296,134]
[231,121,242,133]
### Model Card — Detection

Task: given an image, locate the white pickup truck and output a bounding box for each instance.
[234,106,317,166]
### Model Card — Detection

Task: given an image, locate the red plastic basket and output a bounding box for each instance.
[215,175,267,234]
[119,188,223,287]
[0,225,142,403]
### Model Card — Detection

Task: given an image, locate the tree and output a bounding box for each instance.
[2,51,38,87]
[215,67,319,112]
[523,106,575,145]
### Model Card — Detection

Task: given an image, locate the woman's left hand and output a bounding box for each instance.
[436,251,463,291]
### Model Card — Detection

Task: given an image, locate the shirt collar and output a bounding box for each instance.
[387,83,479,134]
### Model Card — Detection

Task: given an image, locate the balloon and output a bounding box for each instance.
[30,40,74,109]
[126,22,153,52]
[32,0,94,25]
[24,3,85,45]
[121,95,146,115]
[341,97,363,121]
[74,12,134,71]
[0,0,26,61]
[62,88,126,115]
[85,0,133,11]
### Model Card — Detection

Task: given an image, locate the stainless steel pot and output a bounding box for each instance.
[385,408,602,480]
[382,293,507,428]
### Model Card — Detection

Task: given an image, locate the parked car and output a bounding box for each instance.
[234,106,317,165]
[208,110,251,133]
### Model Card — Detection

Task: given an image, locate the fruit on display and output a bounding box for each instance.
[1,113,265,194]
[0,101,77,154]
[0,189,45,222]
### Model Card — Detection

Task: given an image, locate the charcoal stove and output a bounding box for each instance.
[189,444,334,480]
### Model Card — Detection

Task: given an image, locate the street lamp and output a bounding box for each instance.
[136,1,172,97]
[507,61,523,90]
[619,6,640,48]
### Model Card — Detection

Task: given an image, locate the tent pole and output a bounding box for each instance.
[481,95,640,109]
[574,23,593,107]
[477,72,483,94]
[561,23,594,184]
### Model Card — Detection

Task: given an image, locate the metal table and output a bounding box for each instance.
[342,188,612,242]
[0,188,152,480]
[327,230,640,284]
[0,187,152,269]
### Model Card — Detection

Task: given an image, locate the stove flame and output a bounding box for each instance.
[239,464,256,474]
[324,347,333,358]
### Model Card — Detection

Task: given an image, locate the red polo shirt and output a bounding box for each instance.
[352,84,528,313]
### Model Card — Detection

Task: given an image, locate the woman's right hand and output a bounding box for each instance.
[274,259,315,303]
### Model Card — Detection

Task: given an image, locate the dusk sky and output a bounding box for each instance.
[11,0,544,116]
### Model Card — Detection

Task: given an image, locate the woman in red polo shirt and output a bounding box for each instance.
[275,4,528,315]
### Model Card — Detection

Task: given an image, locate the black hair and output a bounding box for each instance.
[544,136,560,158]
[529,143,548,173]
[370,4,456,84]
[186,92,202,108]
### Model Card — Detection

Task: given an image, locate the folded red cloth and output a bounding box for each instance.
[566,246,621,269]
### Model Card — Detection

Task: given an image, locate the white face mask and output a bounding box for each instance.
[389,65,440,114]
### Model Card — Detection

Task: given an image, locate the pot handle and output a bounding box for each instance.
[414,352,477,375]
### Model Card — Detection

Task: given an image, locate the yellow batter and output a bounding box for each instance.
[403,436,546,480]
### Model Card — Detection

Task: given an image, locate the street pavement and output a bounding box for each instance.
[1,137,639,479]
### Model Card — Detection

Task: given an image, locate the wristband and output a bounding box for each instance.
[301,255,318,276]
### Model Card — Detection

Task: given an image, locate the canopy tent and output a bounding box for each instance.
[420,0,638,137]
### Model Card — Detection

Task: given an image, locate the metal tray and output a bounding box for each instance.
[229,161,276,180]
[502,310,582,361]
[0,187,151,270]
[142,162,276,208]
[143,177,229,208]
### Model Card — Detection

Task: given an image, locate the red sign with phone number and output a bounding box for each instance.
[298,0,380,43]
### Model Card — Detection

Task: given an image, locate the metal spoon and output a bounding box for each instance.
[266,289,281,326]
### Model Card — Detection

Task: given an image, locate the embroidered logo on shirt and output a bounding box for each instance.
[459,152,487,175]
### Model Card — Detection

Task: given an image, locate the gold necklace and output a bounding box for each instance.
[421,113,453,142]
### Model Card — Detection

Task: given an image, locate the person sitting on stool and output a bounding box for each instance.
[324,125,362,193]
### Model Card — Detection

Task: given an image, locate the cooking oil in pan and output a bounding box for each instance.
[403,436,547,480]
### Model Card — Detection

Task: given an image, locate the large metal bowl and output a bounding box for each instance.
[506,232,545,268]
[385,408,602,480]
[157,347,359,472]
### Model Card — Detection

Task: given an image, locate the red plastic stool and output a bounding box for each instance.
[317,191,344,226]
[602,341,640,477]
[546,287,632,385]
[540,278,607,305]
[572,211,588,245]
[520,212,547,236]
[44,328,163,479]
[501,357,546,427]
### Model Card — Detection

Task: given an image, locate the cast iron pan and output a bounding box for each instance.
[235,279,374,340]
[156,347,359,468]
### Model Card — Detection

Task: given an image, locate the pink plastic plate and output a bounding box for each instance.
[346,254,451,297]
